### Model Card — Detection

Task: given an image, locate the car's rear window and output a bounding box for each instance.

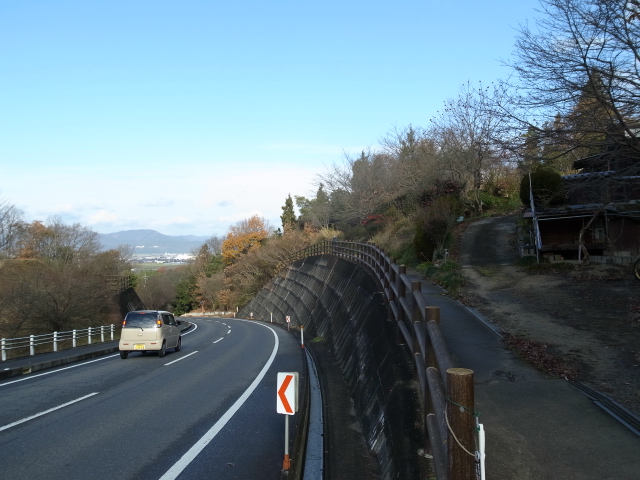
[124,313,158,328]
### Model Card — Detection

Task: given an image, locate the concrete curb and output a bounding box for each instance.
[0,346,120,380]
[0,322,194,381]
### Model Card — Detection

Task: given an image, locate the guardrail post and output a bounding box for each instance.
[425,306,440,369]
[411,281,421,355]
[88,327,92,345]
[111,324,114,341]
[447,368,476,480]
[53,331,58,352]
[73,329,77,348]
[396,266,407,345]
[1,338,5,361]
[30,335,35,356]
[100,326,105,343]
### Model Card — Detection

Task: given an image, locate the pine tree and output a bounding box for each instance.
[280,194,297,232]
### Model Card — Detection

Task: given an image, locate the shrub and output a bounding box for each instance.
[519,167,564,207]
[413,225,435,263]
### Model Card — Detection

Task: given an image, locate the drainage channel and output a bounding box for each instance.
[568,380,640,437]
[463,304,640,437]
[303,349,323,480]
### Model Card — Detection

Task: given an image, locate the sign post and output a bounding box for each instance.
[277,372,298,471]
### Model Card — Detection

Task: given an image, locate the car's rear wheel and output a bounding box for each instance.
[120,351,128,359]
[158,341,166,357]
[175,337,182,352]
[634,258,640,281]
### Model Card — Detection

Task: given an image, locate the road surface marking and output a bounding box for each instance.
[0,355,119,387]
[213,338,224,344]
[181,323,198,336]
[0,392,99,432]
[159,322,279,480]
[164,351,198,366]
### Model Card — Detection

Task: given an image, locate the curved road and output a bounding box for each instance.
[0,318,304,480]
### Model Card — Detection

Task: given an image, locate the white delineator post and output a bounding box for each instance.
[300,325,304,349]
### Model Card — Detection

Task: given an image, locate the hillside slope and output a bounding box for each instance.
[457,216,640,415]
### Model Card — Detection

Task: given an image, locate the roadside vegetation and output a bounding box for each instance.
[2,0,638,321]
[0,211,133,338]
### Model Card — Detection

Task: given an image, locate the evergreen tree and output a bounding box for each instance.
[280,194,297,232]
[172,276,198,316]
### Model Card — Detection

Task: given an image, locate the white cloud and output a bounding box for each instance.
[5,160,322,236]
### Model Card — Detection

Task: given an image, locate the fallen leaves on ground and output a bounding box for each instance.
[502,333,577,379]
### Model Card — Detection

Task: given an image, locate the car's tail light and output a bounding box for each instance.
[122,320,127,326]
[156,319,162,328]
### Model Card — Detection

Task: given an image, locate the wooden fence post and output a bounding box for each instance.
[447,368,476,480]
[425,306,440,369]
[411,281,421,355]
[396,266,407,345]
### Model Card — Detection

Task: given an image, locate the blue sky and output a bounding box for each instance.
[1,0,541,237]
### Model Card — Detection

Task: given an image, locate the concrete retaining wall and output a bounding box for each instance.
[117,287,146,319]
[239,254,421,479]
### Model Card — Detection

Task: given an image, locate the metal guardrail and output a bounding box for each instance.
[278,240,479,480]
[1,325,118,362]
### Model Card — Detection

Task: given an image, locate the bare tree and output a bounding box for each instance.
[429,83,513,214]
[320,127,443,225]
[138,268,184,311]
[17,217,100,263]
[504,0,640,172]
[379,125,440,199]
[0,197,24,258]
[205,235,224,256]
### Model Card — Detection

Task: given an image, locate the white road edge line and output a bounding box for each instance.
[0,392,99,432]
[164,351,198,366]
[213,338,224,344]
[0,355,119,387]
[159,321,279,480]
[181,323,198,336]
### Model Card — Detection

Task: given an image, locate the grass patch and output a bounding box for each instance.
[515,256,538,267]
[522,261,576,274]
[416,261,466,295]
[474,265,502,277]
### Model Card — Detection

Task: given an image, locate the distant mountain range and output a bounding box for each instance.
[98,229,210,254]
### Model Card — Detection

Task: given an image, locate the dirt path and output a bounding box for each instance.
[457,216,640,415]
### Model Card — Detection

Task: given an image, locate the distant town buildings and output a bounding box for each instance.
[131,252,195,266]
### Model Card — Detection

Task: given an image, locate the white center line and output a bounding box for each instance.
[227,329,231,334]
[0,355,119,387]
[213,338,224,344]
[164,351,198,366]
[0,392,99,432]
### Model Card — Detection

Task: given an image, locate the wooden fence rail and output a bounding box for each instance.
[278,240,478,480]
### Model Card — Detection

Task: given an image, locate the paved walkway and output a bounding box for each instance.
[406,268,640,479]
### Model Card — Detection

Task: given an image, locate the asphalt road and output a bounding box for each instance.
[0,318,305,480]
[458,215,519,266]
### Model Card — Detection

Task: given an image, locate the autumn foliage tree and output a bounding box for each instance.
[0,215,131,337]
[221,215,270,265]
